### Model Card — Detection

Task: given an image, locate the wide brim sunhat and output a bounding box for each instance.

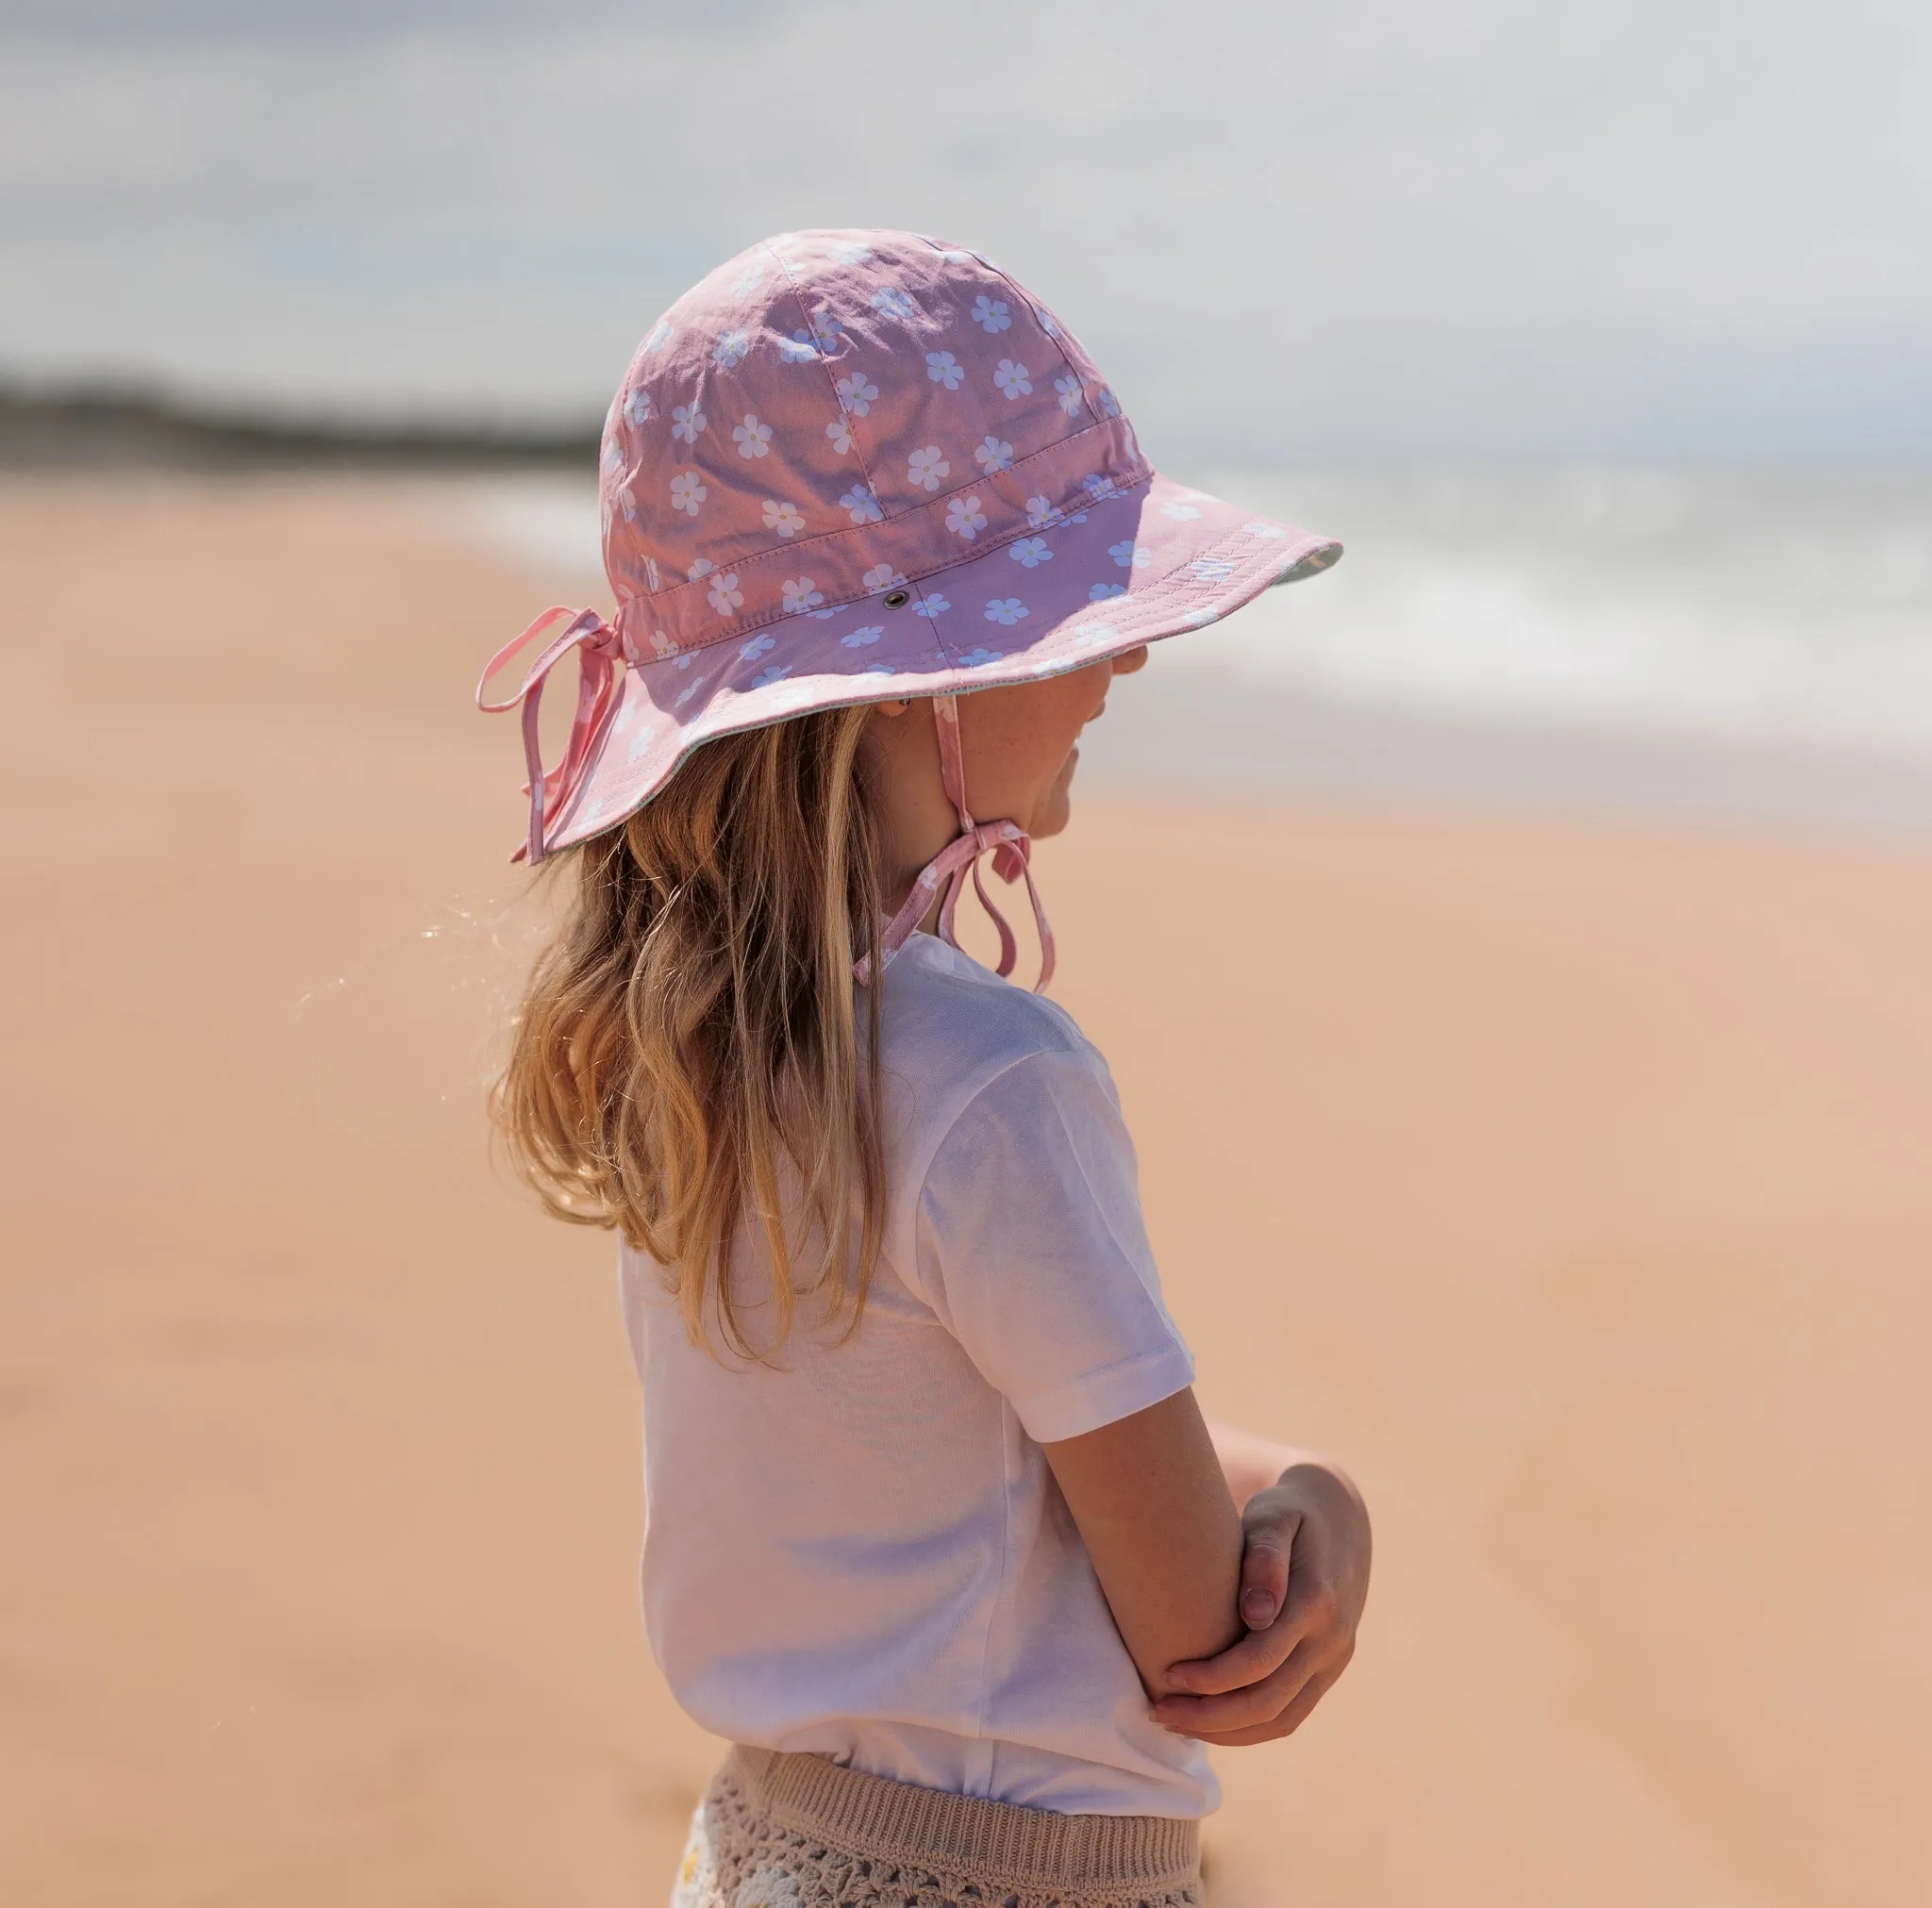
[479,228,1341,871]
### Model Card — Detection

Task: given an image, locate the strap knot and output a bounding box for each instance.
[859,693,1055,992]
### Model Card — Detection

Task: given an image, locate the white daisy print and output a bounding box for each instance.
[675,679,702,707]
[1009,537,1052,569]
[649,625,679,654]
[781,577,824,614]
[749,663,792,688]
[863,562,908,593]
[825,415,854,456]
[958,647,1005,666]
[688,557,715,580]
[836,372,879,416]
[713,328,750,369]
[1161,500,1204,521]
[1183,606,1218,626]
[984,597,1029,625]
[612,482,636,523]
[733,414,774,458]
[809,311,844,352]
[642,318,674,355]
[730,266,763,297]
[1108,539,1152,569]
[831,241,874,264]
[1243,521,1288,539]
[669,472,708,516]
[1074,620,1119,646]
[925,350,964,390]
[708,572,745,615]
[839,484,883,524]
[1191,556,1236,581]
[1024,495,1059,529]
[860,661,895,675]
[1053,374,1083,417]
[1033,306,1061,337]
[972,294,1012,333]
[622,388,653,426]
[778,334,819,364]
[1097,386,1121,418]
[908,445,950,490]
[739,633,775,660]
[993,358,1032,399]
[841,626,885,647]
[974,435,1013,474]
[671,403,707,444]
[644,557,661,591]
[626,722,657,762]
[1082,474,1120,503]
[762,499,806,538]
[945,494,989,540]
[913,593,951,618]
[1089,582,1126,600]
[871,286,916,319]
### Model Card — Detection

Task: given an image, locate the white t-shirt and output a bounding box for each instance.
[619,932,1214,1817]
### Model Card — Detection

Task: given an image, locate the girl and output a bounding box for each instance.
[480,231,1370,1908]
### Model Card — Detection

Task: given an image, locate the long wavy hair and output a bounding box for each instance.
[492,706,887,1357]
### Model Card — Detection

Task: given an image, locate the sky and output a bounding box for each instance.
[3,0,1930,462]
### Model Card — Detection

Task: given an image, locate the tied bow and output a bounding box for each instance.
[476,606,627,864]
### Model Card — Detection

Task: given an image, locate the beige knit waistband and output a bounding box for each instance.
[724,1747,1200,1890]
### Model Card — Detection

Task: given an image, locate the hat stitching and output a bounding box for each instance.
[767,236,895,535]
[614,421,1149,659]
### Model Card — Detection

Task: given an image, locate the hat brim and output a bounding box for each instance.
[545,470,1341,852]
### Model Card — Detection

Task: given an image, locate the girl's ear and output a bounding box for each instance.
[871,700,911,719]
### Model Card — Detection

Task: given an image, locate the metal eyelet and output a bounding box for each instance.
[882,589,910,609]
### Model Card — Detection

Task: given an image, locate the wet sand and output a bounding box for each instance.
[3,478,1928,1907]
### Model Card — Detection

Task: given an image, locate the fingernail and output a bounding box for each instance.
[1241,1591,1273,1626]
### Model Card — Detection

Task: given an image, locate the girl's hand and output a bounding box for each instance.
[1153,1457,1371,1746]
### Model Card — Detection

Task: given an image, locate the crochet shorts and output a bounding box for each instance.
[671,1746,1204,1908]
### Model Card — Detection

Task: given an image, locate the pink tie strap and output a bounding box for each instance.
[476,606,626,864]
[858,692,1056,993]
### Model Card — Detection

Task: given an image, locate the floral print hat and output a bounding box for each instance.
[479,228,1341,985]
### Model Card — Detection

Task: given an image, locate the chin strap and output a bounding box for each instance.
[859,693,1056,992]
[476,605,625,865]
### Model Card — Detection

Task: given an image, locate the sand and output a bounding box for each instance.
[4,477,1928,1908]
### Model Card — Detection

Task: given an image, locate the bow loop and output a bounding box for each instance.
[475,606,625,864]
[990,837,1029,885]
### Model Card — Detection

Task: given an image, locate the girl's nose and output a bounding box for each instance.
[1110,645,1151,677]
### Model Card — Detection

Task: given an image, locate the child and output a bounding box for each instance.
[480,231,1370,1908]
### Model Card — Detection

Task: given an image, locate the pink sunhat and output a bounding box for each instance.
[479,228,1341,981]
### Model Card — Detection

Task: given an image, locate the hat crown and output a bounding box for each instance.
[598,229,1141,655]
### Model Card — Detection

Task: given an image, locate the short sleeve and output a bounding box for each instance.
[913,1046,1195,1444]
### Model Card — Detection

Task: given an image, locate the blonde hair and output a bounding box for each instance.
[492,706,887,1356]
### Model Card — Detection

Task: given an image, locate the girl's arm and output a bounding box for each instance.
[1152,1421,1373,1746]
[1041,1387,1245,1700]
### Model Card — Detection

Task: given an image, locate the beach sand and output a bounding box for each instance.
[4,478,1928,1907]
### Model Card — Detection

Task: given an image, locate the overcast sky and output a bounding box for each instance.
[3,0,1929,461]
